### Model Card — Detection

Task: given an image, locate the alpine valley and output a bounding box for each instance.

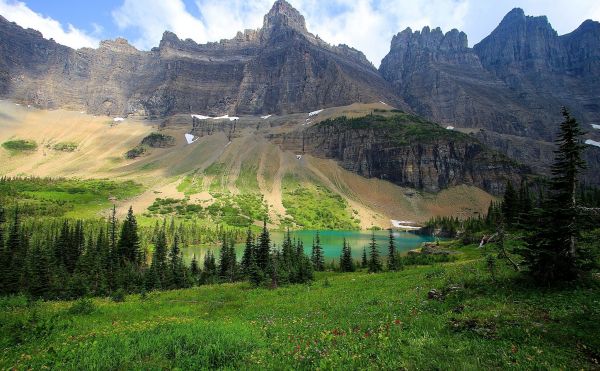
[1,1,600,370]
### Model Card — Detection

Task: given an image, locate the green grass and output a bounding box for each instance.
[318,114,468,145]
[236,162,260,193]
[146,192,267,228]
[2,139,37,152]
[177,173,204,195]
[0,177,143,218]
[282,174,360,230]
[1,248,598,369]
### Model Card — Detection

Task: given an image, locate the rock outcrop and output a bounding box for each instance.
[271,114,527,194]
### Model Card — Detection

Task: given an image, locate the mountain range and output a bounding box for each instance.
[1,0,599,186]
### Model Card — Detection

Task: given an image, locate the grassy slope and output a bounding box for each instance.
[0,101,496,228]
[1,247,598,369]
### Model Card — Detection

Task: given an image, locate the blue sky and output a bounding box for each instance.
[1,0,598,66]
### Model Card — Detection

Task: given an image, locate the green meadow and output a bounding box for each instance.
[1,245,598,369]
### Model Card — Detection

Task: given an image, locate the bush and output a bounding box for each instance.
[52,142,78,152]
[111,289,126,302]
[141,133,175,148]
[125,145,148,159]
[2,139,37,152]
[67,298,96,315]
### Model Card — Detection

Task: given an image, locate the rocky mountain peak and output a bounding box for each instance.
[390,26,468,52]
[263,0,307,34]
[99,38,138,53]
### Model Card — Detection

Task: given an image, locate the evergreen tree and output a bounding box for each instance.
[202,250,217,284]
[339,238,355,272]
[26,241,52,299]
[248,254,263,287]
[117,206,141,266]
[168,235,186,288]
[368,232,382,273]
[361,247,368,269]
[256,219,271,272]
[0,205,8,294]
[150,228,168,288]
[4,207,26,294]
[501,181,519,227]
[241,229,254,277]
[190,254,200,283]
[280,229,294,283]
[387,229,399,271]
[311,232,324,271]
[523,108,589,282]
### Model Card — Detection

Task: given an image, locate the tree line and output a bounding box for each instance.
[0,205,316,300]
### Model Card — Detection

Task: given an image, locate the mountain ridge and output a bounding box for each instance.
[0,2,599,186]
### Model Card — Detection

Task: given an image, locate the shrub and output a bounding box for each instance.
[2,139,37,152]
[52,142,78,152]
[141,132,176,148]
[111,289,126,302]
[125,145,148,159]
[67,298,96,315]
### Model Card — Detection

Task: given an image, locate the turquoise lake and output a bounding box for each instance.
[183,230,436,263]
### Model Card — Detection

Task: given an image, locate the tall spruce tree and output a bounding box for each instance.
[4,207,26,294]
[501,181,519,227]
[368,232,382,273]
[361,247,368,269]
[0,205,8,294]
[311,232,324,271]
[150,228,168,288]
[241,229,254,277]
[339,238,355,272]
[387,229,399,271]
[256,219,271,272]
[117,206,141,266]
[523,108,588,282]
[168,235,186,288]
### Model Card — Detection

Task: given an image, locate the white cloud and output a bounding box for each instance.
[112,0,208,49]
[0,0,99,49]
[109,0,599,66]
[293,0,470,66]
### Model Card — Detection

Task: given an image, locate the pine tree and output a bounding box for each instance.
[0,205,8,294]
[248,255,263,287]
[150,228,168,288]
[202,250,217,284]
[361,247,368,269]
[387,229,399,271]
[26,241,52,299]
[241,229,254,277]
[256,219,271,272]
[523,107,589,282]
[339,238,355,272]
[501,181,519,227]
[311,232,324,271]
[117,206,141,266]
[4,207,26,294]
[190,254,200,283]
[368,232,382,273]
[168,235,186,288]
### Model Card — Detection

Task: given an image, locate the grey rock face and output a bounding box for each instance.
[0,1,402,117]
[379,8,600,183]
[270,115,526,194]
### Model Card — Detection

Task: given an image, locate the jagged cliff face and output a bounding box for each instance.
[379,9,600,183]
[271,114,526,194]
[0,1,401,117]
